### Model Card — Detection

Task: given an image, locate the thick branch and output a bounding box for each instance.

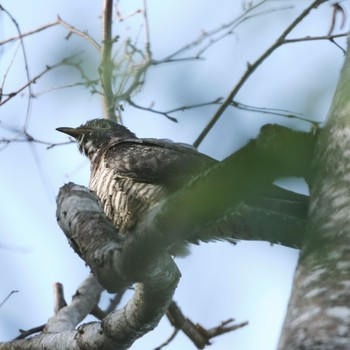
[278,35,350,349]
[0,185,180,350]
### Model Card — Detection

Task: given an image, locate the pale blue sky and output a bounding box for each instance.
[0,1,346,349]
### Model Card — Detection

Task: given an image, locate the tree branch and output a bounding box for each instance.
[0,4,33,129]
[0,59,67,107]
[0,184,180,349]
[0,17,100,50]
[194,0,327,148]
[100,0,117,121]
[278,34,350,350]
[0,20,58,46]
[166,301,248,349]
[58,16,100,50]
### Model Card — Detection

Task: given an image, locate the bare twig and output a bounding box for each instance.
[194,5,294,59]
[166,301,247,349]
[127,99,178,122]
[91,290,126,320]
[116,1,142,21]
[163,0,272,60]
[154,329,179,350]
[33,82,89,97]
[14,325,45,340]
[0,4,33,130]
[127,97,223,122]
[1,43,21,99]
[128,96,318,126]
[0,290,18,309]
[113,5,153,107]
[0,130,73,152]
[0,20,59,46]
[0,17,100,50]
[231,100,319,126]
[193,0,328,147]
[115,0,290,107]
[57,16,100,50]
[328,2,346,35]
[283,32,348,44]
[0,59,68,106]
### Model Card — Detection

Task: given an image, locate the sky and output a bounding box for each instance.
[0,1,347,349]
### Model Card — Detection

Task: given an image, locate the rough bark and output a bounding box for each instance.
[0,185,180,350]
[278,36,350,349]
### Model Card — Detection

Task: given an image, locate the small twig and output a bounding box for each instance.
[163,0,271,60]
[0,20,59,46]
[91,290,126,319]
[283,32,348,44]
[128,97,224,123]
[1,42,21,99]
[328,2,346,35]
[114,34,152,104]
[105,290,126,314]
[166,301,247,349]
[33,81,89,97]
[57,16,100,50]
[152,56,204,64]
[99,1,153,114]
[127,99,178,122]
[0,17,100,50]
[193,0,328,148]
[329,37,347,54]
[0,131,73,151]
[193,6,293,59]
[0,4,33,130]
[166,98,223,114]
[0,58,69,106]
[0,290,18,309]
[231,100,319,126]
[154,329,179,350]
[116,0,142,22]
[205,318,248,338]
[14,325,45,340]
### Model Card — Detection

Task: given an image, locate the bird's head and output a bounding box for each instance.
[56,119,136,159]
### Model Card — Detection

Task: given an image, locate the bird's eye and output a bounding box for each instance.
[98,121,111,130]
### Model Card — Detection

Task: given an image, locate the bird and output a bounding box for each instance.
[56,119,216,240]
[57,118,309,251]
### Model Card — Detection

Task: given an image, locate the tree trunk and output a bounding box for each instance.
[278,36,350,349]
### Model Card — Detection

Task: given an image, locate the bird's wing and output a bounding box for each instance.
[104,138,217,190]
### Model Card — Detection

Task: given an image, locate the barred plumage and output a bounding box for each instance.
[57,119,215,237]
[90,165,165,233]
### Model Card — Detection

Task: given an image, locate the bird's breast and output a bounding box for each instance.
[89,161,166,234]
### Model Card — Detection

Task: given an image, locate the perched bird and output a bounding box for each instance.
[56,119,216,237]
[57,118,309,250]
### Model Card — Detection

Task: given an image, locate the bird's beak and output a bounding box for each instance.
[56,127,91,139]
